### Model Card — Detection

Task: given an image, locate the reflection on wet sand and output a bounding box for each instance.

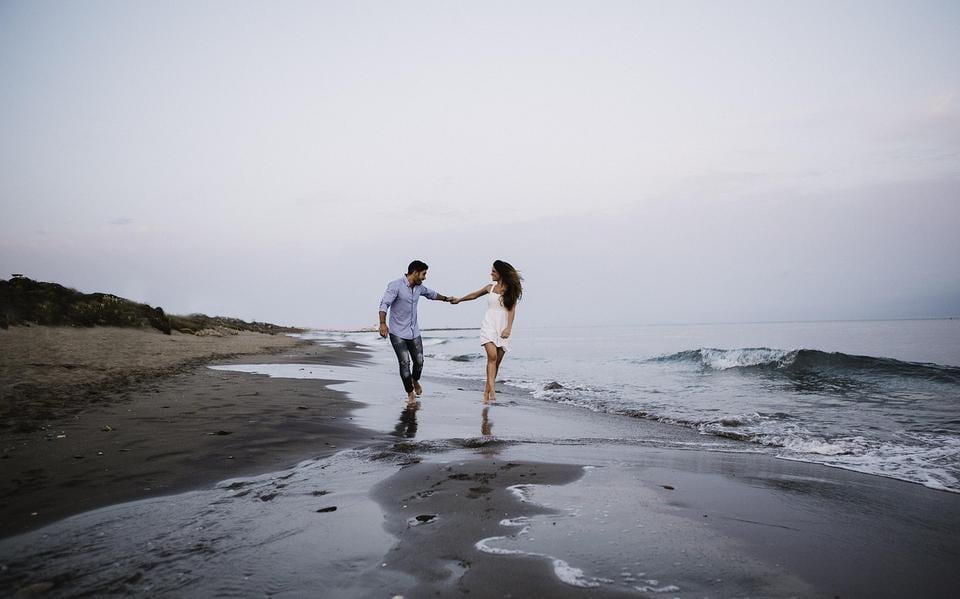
[481,406,493,436]
[392,402,420,438]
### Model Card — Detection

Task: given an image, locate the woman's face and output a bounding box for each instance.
[490,266,500,282]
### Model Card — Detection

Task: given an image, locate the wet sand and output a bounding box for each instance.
[351,361,960,598]
[2,332,960,597]
[371,458,639,598]
[441,443,960,598]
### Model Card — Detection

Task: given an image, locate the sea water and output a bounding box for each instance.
[309,319,960,493]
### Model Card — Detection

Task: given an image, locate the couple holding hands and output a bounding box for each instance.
[378,259,523,404]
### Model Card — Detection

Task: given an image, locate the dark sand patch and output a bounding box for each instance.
[372,458,638,598]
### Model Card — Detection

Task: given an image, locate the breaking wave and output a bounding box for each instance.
[647,348,960,382]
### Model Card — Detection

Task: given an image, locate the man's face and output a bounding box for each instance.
[411,269,428,285]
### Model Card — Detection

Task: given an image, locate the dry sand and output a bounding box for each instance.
[1,326,305,430]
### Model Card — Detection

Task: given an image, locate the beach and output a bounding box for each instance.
[2,326,959,597]
[0,327,368,537]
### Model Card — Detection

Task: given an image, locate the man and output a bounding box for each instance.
[379,260,452,402]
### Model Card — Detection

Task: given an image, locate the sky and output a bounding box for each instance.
[2,0,959,329]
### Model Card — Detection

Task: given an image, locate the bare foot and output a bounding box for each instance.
[413,380,423,396]
[487,388,496,402]
[407,391,417,403]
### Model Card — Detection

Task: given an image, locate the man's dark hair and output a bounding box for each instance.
[407,260,429,274]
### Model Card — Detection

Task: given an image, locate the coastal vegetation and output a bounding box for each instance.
[0,275,301,335]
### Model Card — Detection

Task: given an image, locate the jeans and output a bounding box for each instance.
[389,333,424,394]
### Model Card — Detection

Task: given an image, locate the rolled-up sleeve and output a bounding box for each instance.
[421,285,438,300]
[379,281,398,312]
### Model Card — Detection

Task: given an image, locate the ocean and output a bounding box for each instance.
[316,319,960,493]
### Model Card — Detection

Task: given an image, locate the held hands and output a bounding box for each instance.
[448,297,461,305]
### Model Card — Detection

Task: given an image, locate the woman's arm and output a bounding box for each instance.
[450,285,490,304]
[501,306,517,338]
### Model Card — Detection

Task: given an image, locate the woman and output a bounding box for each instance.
[451,260,523,402]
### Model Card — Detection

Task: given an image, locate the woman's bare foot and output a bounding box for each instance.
[487,388,496,402]
[413,380,423,396]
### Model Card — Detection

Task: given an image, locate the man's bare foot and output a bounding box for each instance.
[413,380,423,396]
[407,391,417,403]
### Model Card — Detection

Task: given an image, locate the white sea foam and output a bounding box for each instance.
[507,484,534,503]
[698,417,960,492]
[776,431,960,493]
[551,560,600,588]
[472,480,609,590]
[634,583,681,593]
[499,517,529,527]
[775,434,862,456]
[697,347,790,370]
[475,536,525,556]
[474,537,600,588]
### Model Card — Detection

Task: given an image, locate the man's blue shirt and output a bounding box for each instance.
[379,277,438,340]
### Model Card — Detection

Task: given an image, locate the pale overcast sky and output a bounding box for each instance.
[2,1,958,329]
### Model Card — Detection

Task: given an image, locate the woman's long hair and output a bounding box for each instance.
[493,260,523,311]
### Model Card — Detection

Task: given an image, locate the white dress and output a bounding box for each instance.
[480,285,511,351]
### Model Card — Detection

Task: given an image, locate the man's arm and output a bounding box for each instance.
[422,286,451,303]
[379,311,389,338]
[378,282,399,338]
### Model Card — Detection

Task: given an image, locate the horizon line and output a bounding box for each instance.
[304,315,959,332]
